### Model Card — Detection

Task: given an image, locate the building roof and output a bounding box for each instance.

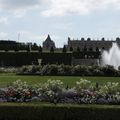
[43,34,56,48]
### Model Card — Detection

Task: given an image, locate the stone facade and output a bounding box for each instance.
[67,37,120,51]
[72,58,99,66]
[42,36,120,66]
[43,36,120,52]
[43,35,55,49]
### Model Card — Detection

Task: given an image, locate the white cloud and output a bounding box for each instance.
[42,0,89,16]
[0,0,43,17]
[0,0,40,10]
[13,10,27,18]
[0,16,8,24]
[0,0,120,17]
[41,0,120,16]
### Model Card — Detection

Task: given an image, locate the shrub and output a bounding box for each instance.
[62,88,77,99]
[58,65,73,75]
[40,65,49,75]
[18,64,120,76]
[48,64,58,75]
[4,80,32,102]
[72,65,88,76]
[45,80,63,102]
[0,67,18,73]
[21,66,28,73]
[101,65,118,76]
[99,82,119,95]
[32,79,63,103]
[76,78,91,90]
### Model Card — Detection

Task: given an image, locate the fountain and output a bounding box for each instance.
[102,42,120,69]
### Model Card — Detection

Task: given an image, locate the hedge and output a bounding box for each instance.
[18,64,120,76]
[0,51,101,67]
[0,52,72,66]
[0,103,120,120]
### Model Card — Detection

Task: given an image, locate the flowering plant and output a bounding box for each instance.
[5,80,32,102]
[0,79,120,104]
[99,82,119,96]
[44,80,63,102]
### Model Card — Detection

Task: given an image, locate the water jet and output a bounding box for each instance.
[102,42,120,69]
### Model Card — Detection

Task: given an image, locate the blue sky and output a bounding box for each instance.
[0,0,120,47]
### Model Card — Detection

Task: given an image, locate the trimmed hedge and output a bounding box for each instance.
[41,52,72,65]
[0,51,101,67]
[0,52,72,66]
[0,103,119,120]
[18,64,120,76]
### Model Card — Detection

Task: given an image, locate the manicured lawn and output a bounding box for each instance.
[0,102,120,108]
[0,74,120,87]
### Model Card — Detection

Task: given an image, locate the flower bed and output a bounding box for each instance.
[0,79,120,104]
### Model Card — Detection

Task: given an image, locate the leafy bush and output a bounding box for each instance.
[76,78,91,90]
[72,65,88,76]
[0,67,18,73]
[58,65,73,75]
[101,65,118,76]
[19,65,42,74]
[99,82,119,95]
[21,66,28,73]
[47,65,58,75]
[18,64,120,76]
[4,80,32,102]
[44,80,63,102]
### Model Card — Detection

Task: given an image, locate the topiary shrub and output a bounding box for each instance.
[48,64,58,75]
[72,65,88,76]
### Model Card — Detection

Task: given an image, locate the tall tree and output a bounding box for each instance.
[62,45,67,53]
[39,46,42,52]
[50,46,54,53]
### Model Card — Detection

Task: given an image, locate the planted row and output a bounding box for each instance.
[18,64,120,76]
[0,79,120,104]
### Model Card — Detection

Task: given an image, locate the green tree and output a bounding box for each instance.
[32,43,38,50]
[62,45,67,53]
[39,46,42,52]
[50,46,54,53]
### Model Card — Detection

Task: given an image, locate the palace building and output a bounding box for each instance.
[67,37,120,51]
[43,35,56,49]
[42,35,120,66]
[43,35,120,52]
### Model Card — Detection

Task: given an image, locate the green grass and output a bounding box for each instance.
[0,74,120,87]
[0,102,120,108]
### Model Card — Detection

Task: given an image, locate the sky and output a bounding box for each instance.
[0,0,120,47]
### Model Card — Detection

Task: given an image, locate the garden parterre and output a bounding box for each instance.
[0,79,120,104]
